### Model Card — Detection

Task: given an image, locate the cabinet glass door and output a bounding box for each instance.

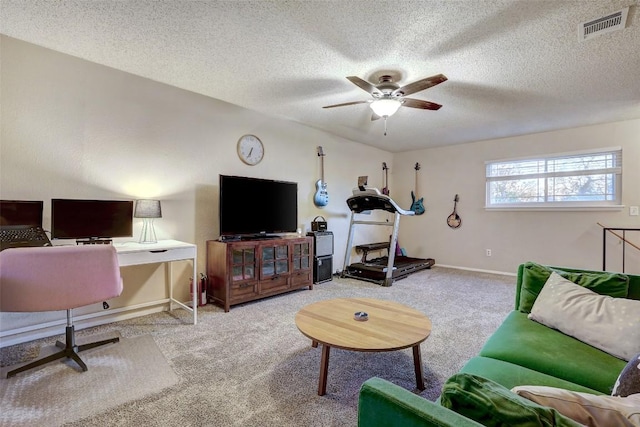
[261,244,289,278]
[292,241,311,270]
[231,248,256,281]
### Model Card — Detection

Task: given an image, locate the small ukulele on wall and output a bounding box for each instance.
[410,163,425,215]
[447,194,462,229]
[314,146,329,207]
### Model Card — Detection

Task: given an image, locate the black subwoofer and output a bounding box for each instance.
[314,255,333,284]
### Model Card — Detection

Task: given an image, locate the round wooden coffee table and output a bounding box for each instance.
[295,297,432,395]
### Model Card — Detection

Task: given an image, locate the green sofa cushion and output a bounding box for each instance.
[479,311,626,394]
[460,356,602,395]
[440,373,583,427]
[518,262,629,313]
[627,273,640,301]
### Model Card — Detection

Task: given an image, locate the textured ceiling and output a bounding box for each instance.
[1,0,639,152]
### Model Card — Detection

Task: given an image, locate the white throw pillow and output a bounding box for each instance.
[512,385,640,427]
[528,272,640,361]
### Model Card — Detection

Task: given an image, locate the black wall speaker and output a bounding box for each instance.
[314,255,333,284]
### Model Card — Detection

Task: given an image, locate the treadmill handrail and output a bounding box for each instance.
[346,192,415,216]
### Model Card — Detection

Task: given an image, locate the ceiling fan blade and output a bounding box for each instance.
[402,98,442,110]
[393,74,447,96]
[322,100,370,109]
[346,76,383,96]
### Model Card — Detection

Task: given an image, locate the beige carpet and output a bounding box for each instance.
[0,267,515,426]
[0,334,179,427]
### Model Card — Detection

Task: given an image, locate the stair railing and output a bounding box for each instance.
[598,223,640,273]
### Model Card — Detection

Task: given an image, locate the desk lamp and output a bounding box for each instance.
[134,199,162,244]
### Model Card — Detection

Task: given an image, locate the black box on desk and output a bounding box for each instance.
[313,255,333,284]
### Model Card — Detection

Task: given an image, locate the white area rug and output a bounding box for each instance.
[0,334,178,427]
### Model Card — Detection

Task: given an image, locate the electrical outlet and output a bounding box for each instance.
[486,249,492,257]
[630,206,639,216]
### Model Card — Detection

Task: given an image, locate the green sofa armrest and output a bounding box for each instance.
[358,377,484,427]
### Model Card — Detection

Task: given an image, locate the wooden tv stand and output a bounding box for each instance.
[206,236,314,312]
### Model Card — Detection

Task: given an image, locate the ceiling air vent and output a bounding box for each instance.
[579,7,629,41]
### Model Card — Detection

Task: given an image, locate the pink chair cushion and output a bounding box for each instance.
[0,245,122,312]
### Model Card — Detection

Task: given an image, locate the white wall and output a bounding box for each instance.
[393,120,640,275]
[2,35,639,345]
[0,36,392,342]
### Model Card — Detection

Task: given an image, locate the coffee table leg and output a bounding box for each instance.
[318,344,331,396]
[413,344,425,390]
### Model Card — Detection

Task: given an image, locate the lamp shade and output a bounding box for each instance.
[370,98,402,117]
[134,200,162,218]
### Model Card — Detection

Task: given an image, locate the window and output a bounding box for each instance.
[486,148,622,209]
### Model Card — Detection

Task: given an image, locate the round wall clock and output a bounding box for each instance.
[237,134,264,165]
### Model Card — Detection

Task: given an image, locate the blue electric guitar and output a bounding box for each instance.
[410,162,425,215]
[313,146,329,207]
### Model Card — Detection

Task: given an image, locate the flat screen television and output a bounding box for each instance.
[51,199,133,240]
[0,200,43,227]
[219,175,298,238]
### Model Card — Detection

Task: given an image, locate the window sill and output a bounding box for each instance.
[485,205,625,212]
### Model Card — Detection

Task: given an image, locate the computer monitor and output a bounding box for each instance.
[51,199,133,240]
[0,200,44,227]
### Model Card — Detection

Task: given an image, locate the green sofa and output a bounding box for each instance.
[358,263,640,427]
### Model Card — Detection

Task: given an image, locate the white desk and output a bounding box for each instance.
[114,240,198,325]
[0,239,197,348]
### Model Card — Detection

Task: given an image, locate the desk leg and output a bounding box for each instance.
[192,254,198,325]
[318,345,331,396]
[166,262,173,312]
[413,344,425,391]
[166,257,197,325]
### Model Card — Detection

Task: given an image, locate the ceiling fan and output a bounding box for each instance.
[323,73,447,135]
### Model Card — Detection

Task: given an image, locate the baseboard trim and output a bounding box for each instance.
[0,300,189,348]
[434,264,516,276]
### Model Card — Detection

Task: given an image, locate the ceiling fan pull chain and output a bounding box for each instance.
[384,116,388,136]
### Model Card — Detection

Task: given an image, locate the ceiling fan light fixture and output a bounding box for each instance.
[370,98,402,117]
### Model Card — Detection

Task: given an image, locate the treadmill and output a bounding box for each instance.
[341,188,434,286]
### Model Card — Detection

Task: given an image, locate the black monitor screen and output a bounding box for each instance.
[51,199,133,240]
[0,200,44,227]
[219,175,297,236]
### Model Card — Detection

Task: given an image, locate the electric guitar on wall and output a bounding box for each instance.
[410,162,425,215]
[382,162,390,195]
[314,146,329,207]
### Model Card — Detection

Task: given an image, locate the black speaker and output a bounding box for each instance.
[314,255,333,284]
